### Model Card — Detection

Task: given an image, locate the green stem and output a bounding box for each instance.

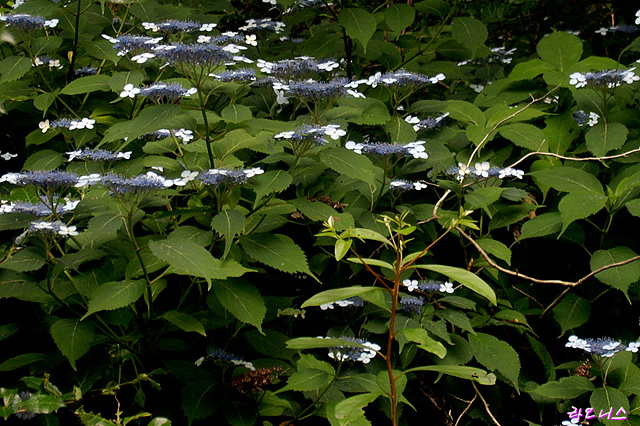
[65,0,82,83]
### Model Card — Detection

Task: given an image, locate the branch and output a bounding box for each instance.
[456,226,640,287]
[508,147,640,170]
[472,382,502,426]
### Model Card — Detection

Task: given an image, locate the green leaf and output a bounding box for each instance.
[182,382,219,424]
[386,116,417,143]
[334,393,379,425]
[213,279,266,332]
[301,286,388,311]
[0,247,45,272]
[476,238,511,265]
[559,191,607,232]
[320,147,376,185]
[33,92,56,115]
[347,257,394,271]
[60,75,111,95]
[499,123,548,151]
[590,246,640,297]
[401,328,446,358]
[83,280,146,320]
[0,56,33,83]
[278,356,335,393]
[245,329,296,361]
[50,318,94,370]
[552,293,591,336]
[409,264,496,305]
[590,387,629,426]
[403,365,496,385]
[162,311,207,336]
[464,187,504,212]
[251,170,293,203]
[0,353,46,372]
[210,208,246,258]
[518,212,563,241]
[534,375,595,399]
[239,233,312,276]
[488,204,536,231]
[451,17,487,53]
[102,105,181,143]
[221,104,252,123]
[468,333,520,389]
[585,122,628,157]
[446,100,485,127]
[338,8,377,53]
[14,394,65,415]
[508,58,554,81]
[211,129,260,159]
[627,199,640,217]
[536,31,583,71]
[286,337,379,351]
[384,3,415,32]
[530,166,603,195]
[149,238,250,286]
[84,39,121,64]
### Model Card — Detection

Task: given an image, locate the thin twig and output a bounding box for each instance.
[508,147,640,170]
[539,286,572,318]
[454,393,477,426]
[456,226,640,287]
[472,382,502,426]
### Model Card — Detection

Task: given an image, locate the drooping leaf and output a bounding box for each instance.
[534,375,595,399]
[301,286,389,311]
[451,17,487,53]
[50,318,95,370]
[446,100,485,127]
[384,3,415,32]
[536,31,583,71]
[102,105,182,143]
[400,328,446,358]
[213,279,266,332]
[468,333,520,389]
[60,75,111,95]
[410,264,496,305]
[585,122,628,157]
[590,246,640,297]
[499,123,548,151]
[82,280,146,320]
[338,8,377,52]
[334,393,379,426]
[210,208,246,258]
[530,166,603,195]
[518,212,563,241]
[476,238,511,265]
[320,147,376,185]
[0,353,47,372]
[403,365,496,385]
[552,293,591,336]
[559,191,607,232]
[162,311,207,336]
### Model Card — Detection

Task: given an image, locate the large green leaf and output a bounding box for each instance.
[403,365,496,385]
[0,247,45,272]
[551,293,591,336]
[451,17,487,53]
[585,122,628,157]
[534,375,595,399]
[162,311,207,336]
[410,264,496,305]
[301,286,388,311]
[102,105,182,143]
[499,123,548,151]
[559,191,607,232]
[475,238,511,265]
[590,387,629,426]
[239,233,312,276]
[338,8,377,52]
[0,56,33,83]
[468,333,520,389]
[251,170,293,203]
[149,238,250,286]
[518,212,563,241]
[384,3,415,32]
[61,75,111,95]
[590,246,640,297]
[446,100,485,127]
[50,318,95,370]
[221,104,252,123]
[210,208,246,258]
[213,279,266,332]
[320,147,376,185]
[0,353,47,372]
[530,166,603,195]
[211,129,260,159]
[334,393,379,426]
[536,31,583,71]
[82,280,146,320]
[400,328,446,358]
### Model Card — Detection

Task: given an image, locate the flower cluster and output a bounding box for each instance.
[211,68,257,82]
[389,180,428,191]
[0,13,58,30]
[0,170,79,190]
[28,220,78,237]
[239,18,285,34]
[569,68,640,89]
[402,279,455,293]
[318,336,381,364]
[12,391,36,421]
[102,34,163,56]
[1,151,17,161]
[196,348,255,370]
[284,0,331,13]
[399,295,426,314]
[445,162,524,181]
[197,168,264,187]
[345,140,428,159]
[566,335,640,357]
[274,124,346,146]
[319,296,365,310]
[457,47,516,66]
[164,170,199,187]
[142,128,195,143]
[75,67,98,76]
[258,57,339,80]
[101,171,171,194]
[361,70,445,88]
[135,82,197,102]
[39,117,95,132]
[142,20,216,33]
[33,56,62,69]
[573,110,599,127]
[595,25,639,36]
[67,149,131,162]
[151,43,237,67]
[0,198,78,216]
[272,78,364,103]
[404,113,450,131]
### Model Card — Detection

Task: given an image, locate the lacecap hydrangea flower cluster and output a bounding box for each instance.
[566,335,640,357]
